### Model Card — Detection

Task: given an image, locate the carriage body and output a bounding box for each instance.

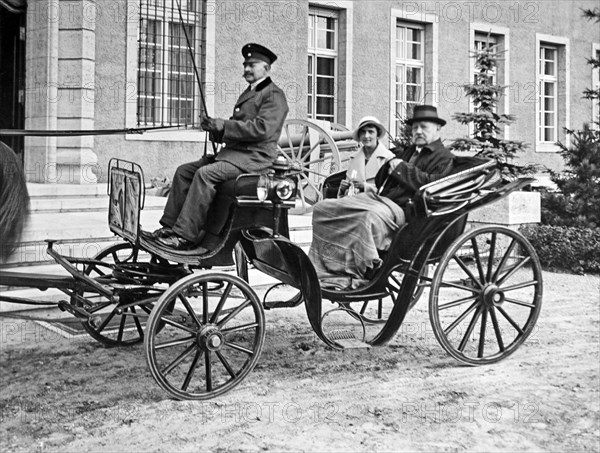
[0,150,542,401]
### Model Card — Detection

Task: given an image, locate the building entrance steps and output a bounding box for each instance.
[1,183,314,312]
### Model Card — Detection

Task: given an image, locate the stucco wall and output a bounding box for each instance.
[23,0,599,182]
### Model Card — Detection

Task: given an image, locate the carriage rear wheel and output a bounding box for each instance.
[81,242,183,347]
[145,272,265,400]
[429,226,542,365]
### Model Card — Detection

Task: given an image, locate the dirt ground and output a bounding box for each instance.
[0,270,598,453]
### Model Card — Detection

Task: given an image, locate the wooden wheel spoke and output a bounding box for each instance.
[453,255,483,289]
[501,280,539,293]
[220,322,259,334]
[217,299,252,328]
[284,124,296,160]
[304,138,324,158]
[182,349,203,391]
[117,309,127,343]
[202,282,209,324]
[205,351,213,392]
[486,232,497,282]
[489,307,505,352]
[458,307,482,352]
[301,167,332,179]
[298,126,309,155]
[477,308,488,358]
[358,301,369,315]
[162,343,197,376]
[438,279,479,293]
[224,341,254,355]
[443,301,478,335]
[496,306,524,335]
[178,294,202,327]
[497,256,531,286]
[504,297,537,309]
[96,307,118,333]
[131,306,144,339]
[216,350,237,379]
[491,239,517,282]
[390,272,403,288]
[159,316,197,334]
[155,335,195,350]
[299,173,321,194]
[439,295,478,310]
[210,282,233,323]
[302,154,332,168]
[470,238,486,282]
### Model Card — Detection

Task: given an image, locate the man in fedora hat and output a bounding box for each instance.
[309,105,454,289]
[337,116,395,196]
[146,43,289,249]
[376,104,453,206]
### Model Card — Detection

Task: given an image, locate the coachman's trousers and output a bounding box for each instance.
[159,156,244,243]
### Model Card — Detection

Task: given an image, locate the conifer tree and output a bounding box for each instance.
[451,35,537,179]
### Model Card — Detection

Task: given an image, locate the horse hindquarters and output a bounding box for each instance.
[0,142,29,262]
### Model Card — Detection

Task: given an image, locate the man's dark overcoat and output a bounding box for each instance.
[375,138,454,207]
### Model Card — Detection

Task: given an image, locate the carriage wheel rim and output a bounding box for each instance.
[429,226,542,365]
[145,273,265,400]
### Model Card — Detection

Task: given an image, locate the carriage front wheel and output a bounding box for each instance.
[429,226,542,365]
[145,272,266,400]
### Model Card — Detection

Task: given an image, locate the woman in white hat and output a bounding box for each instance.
[339,116,395,196]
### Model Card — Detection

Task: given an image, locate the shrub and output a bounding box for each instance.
[520,225,600,274]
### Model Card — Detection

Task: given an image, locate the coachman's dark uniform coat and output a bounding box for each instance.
[160,77,289,242]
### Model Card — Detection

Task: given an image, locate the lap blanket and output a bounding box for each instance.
[308,192,405,289]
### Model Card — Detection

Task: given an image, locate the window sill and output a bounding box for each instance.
[535,143,560,153]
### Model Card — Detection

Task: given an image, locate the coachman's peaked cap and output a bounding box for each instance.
[242,43,278,65]
[406,105,447,126]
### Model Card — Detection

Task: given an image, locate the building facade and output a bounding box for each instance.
[1,0,599,183]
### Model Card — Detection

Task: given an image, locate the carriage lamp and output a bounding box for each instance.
[256,155,297,202]
[256,172,297,201]
[275,179,295,200]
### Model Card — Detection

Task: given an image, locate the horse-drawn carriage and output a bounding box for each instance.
[0,121,542,400]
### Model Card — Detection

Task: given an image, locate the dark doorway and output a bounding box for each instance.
[0,4,26,162]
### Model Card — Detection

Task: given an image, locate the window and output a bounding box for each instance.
[393,22,425,137]
[538,45,558,143]
[535,34,569,152]
[474,33,498,96]
[137,0,203,127]
[471,30,507,138]
[308,8,338,122]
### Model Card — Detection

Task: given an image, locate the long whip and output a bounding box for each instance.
[175,0,216,156]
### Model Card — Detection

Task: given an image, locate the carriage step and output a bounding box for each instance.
[326,329,370,349]
[335,338,371,349]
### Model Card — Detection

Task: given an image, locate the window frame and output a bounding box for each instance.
[469,24,510,140]
[393,21,425,137]
[538,44,559,144]
[535,33,570,153]
[389,8,438,140]
[125,0,214,142]
[307,7,339,123]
